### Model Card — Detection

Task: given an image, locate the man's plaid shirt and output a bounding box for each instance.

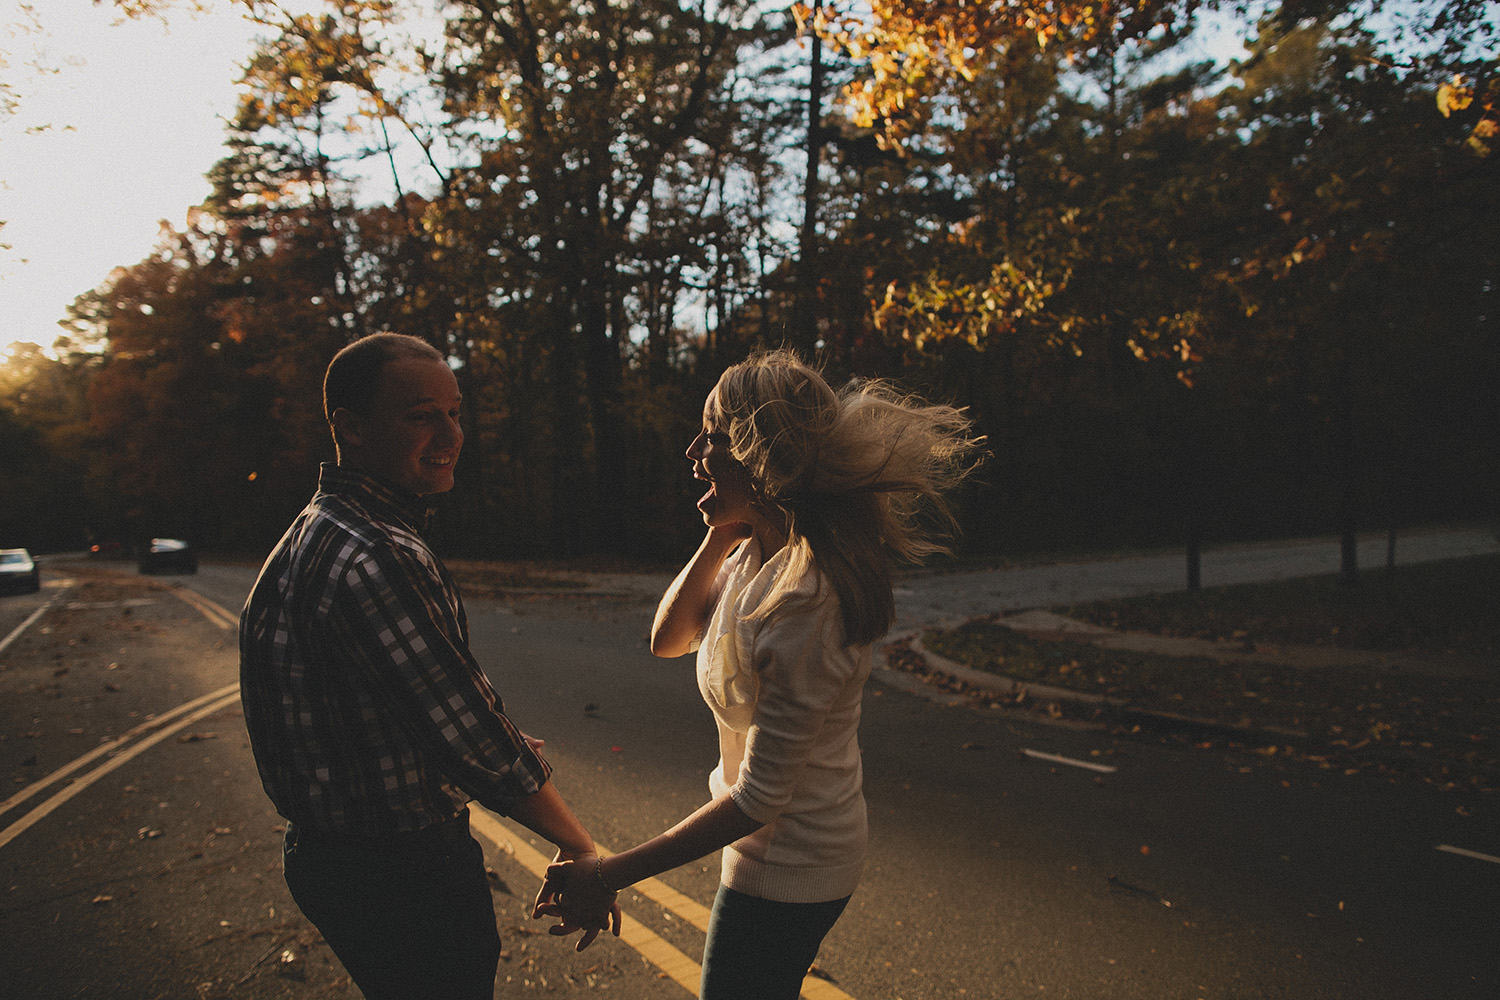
[239,464,550,837]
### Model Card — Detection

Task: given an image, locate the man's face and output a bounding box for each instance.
[338,356,464,496]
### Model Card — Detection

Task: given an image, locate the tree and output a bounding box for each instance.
[1211,11,1499,579]
[425,0,788,553]
[801,0,1201,149]
[0,342,99,550]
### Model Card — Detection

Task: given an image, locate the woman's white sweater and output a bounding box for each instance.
[695,538,873,904]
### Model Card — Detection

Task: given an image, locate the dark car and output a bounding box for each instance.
[139,538,198,575]
[0,548,41,594]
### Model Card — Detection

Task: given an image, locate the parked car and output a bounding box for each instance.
[0,548,41,594]
[138,538,198,575]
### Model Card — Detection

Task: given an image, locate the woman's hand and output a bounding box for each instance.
[651,525,747,658]
[708,521,753,543]
[533,852,622,952]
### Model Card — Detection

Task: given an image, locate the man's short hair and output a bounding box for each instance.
[323,333,446,424]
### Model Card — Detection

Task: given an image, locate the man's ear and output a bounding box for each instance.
[331,407,364,451]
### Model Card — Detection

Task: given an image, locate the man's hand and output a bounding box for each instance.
[532,852,621,952]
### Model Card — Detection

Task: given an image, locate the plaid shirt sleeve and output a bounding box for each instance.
[332,527,552,815]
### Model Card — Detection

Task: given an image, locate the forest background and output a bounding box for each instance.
[1,0,1496,570]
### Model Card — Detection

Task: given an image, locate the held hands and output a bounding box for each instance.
[532,851,622,952]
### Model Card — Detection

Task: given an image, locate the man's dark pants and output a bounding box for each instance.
[283,809,501,1000]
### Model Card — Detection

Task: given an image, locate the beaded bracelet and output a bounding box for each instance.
[594,856,616,893]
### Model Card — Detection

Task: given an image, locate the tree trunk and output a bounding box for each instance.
[790,2,825,354]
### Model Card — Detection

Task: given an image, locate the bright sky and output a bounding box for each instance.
[0,1,261,357]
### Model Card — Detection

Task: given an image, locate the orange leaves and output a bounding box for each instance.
[873,259,1064,351]
[802,1,1192,147]
[1437,72,1498,157]
[1437,75,1475,118]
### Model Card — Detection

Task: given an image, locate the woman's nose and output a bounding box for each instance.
[686,432,706,459]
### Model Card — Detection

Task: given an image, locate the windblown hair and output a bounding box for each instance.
[708,350,985,646]
[323,333,445,446]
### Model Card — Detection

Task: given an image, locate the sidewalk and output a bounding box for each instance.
[482,524,1500,623]
[889,523,1500,629]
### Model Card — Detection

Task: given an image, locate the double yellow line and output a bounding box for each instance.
[0,580,243,850]
[161,580,241,630]
[0,681,243,851]
[3,581,859,1000]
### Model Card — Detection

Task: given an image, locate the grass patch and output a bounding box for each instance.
[923,622,1499,752]
[918,556,1500,789]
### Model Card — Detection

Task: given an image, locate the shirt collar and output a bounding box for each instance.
[317,463,436,535]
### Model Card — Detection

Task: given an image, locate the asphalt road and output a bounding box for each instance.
[2,528,1497,999]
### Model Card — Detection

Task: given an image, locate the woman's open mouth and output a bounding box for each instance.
[694,468,716,510]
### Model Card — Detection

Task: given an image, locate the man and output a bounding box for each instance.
[240,333,617,1000]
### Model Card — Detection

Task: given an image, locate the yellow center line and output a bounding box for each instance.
[164,583,239,630]
[0,681,242,818]
[0,689,243,851]
[469,807,860,1000]
[6,576,858,999]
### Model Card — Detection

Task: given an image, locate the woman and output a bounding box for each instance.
[539,350,983,997]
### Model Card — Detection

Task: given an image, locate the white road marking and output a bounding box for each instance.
[1023,748,1118,773]
[0,600,54,658]
[1437,844,1500,865]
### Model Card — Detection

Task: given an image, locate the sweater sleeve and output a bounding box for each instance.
[728,599,863,825]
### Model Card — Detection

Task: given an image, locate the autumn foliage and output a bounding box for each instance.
[0,0,1495,564]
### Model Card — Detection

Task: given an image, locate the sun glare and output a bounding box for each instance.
[0,1,259,357]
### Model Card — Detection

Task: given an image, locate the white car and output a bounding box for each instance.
[0,548,41,595]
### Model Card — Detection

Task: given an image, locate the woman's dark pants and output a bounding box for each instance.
[699,884,851,1000]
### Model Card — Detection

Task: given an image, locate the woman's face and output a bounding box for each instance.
[687,400,757,529]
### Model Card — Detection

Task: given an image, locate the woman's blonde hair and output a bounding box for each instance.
[708,350,985,645]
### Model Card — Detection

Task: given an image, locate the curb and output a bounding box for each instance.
[907,634,1118,708]
[890,632,1311,746]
